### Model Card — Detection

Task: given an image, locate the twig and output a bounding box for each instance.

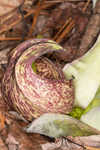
[0,1,60,35]
[0,37,22,41]
[83,0,91,12]
[0,36,35,41]
[0,9,35,35]
[28,0,46,37]
[53,0,92,43]
[0,112,6,129]
[23,8,49,16]
[85,146,100,150]
[56,19,75,43]
[66,137,100,150]
[18,5,29,40]
[0,8,46,35]
[45,0,82,3]
[53,17,72,41]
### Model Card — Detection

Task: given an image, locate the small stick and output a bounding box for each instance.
[85,146,100,150]
[0,1,60,35]
[53,17,72,41]
[0,37,22,41]
[0,112,5,129]
[0,10,33,35]
[83,0,91,12]
[28,0,46,37]
[18,5,29,40]
[45,0,82,3]
[56,20,75,43]
[66,137,100,150]
[53,0,92,44]
[0,36,34,41]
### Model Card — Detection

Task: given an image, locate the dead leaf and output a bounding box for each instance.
[0,137,8,150]
[41,135,100,150]
[0,0,24,16]
[0,111,49,150]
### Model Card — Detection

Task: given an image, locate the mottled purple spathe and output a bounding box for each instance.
[1,39,74,121]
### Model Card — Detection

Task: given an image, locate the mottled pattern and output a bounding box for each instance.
[1,39,74,121]
[35,57,62,79]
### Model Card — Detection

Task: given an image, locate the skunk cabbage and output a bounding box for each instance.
[63,35,100,108]
[1,39,74,121]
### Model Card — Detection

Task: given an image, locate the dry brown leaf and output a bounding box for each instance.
[41,135,100,150]
[0,0,24,16]
[0,137,8,150]
[0,110,49,150]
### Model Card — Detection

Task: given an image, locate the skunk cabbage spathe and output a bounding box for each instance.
[1,39,74,121]
[63,35,100,108]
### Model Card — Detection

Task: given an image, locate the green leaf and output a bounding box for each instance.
[24,113,100,138]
